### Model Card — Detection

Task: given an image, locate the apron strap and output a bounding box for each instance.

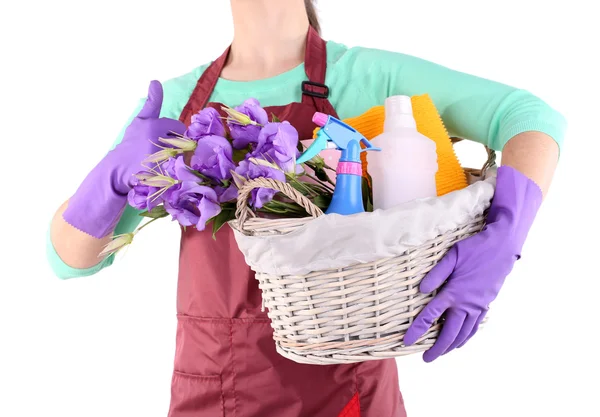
[179,26,336,124]
[301,26,337,116]
[179,47,230,124]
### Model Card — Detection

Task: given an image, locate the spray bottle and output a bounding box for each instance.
[297,113,380,215]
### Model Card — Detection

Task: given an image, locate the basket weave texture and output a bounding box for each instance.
[230,145,494,365]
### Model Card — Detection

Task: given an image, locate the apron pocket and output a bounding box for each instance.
[168,371,224,417]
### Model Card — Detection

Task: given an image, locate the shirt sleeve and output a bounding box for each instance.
[46,101,146,280]
[353,47,567,151]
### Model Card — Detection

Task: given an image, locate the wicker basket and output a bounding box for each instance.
[230,142,496,365]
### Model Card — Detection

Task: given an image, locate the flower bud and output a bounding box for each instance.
[100,233,134,257]
[222,106,260,127]
[143,149,180,165]
[158,137,198,152]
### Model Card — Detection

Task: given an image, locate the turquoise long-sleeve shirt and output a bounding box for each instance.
[47,40,567,279]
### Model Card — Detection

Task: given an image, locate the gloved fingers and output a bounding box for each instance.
[458,310,487,349]
[442,312,479,355]
[423,309,466,363]
[403,295,449,346]
[420,246,458,294]
[137,80,164,120]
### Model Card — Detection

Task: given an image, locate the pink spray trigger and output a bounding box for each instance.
[312,112,329,127]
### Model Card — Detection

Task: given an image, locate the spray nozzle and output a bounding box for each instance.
[297,113,380,164]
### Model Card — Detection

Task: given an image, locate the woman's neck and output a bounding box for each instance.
[223,0,310,81]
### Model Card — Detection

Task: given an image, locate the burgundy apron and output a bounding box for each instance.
[169,27,406,417]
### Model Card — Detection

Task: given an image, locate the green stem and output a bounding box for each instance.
[288,176,318,197]
[262,200,307,216]
[307,184,333,196]
[325,177,336,187]
[303,162,336,187]
[297,181,332,198]
[134,216,163,234]
[304,173,335,191]
[189,170,211,182]
[320,171,336,187]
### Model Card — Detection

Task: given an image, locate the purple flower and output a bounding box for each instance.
[185,107,225,140]
[215,185,239,203]
[234,159,285,208]
[127,174,161,211]
[161,157,177,178]
[155,156,204,205]
[162,156,199,183]
[164,181,221,231]
[191,135,236,181]
[252,121,300,173]
[227,99,268,149]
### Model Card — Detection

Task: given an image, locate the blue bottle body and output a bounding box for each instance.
[326,140,365,215]
[326,173,364,215]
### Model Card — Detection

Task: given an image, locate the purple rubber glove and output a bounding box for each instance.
[63,81,186,238]
[403,166,543,362]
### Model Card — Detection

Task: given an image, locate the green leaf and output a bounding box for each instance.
[139,205,168,219]
[288,179,314,197]
[233,148,250,163]
[280,202,307,214]
[361,176,374,213]
[313,194,332,211]
[222,202,237,210]
[365,172,374,202]
[211,207,236,239]
[262,199,308,216]
[261,203,288,214]
[314,157,326,171]
[259,205,305,218]
[315,168,329,182]
[271,113,281,123]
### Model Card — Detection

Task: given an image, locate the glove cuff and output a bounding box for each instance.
[63,157,129,239]
[487,166,543,256]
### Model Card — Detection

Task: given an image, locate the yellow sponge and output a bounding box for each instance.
[314,94,468,196]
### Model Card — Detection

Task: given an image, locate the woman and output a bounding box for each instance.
[48,0,566,416]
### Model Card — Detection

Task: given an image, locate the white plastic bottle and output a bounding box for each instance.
[368,95,438,210]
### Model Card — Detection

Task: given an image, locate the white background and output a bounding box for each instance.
[1,0,599,416]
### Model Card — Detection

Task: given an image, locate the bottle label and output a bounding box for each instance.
[336,162,362,176]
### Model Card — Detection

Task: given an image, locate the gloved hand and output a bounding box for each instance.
[403,166,543,362]
[63,80,186,238]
